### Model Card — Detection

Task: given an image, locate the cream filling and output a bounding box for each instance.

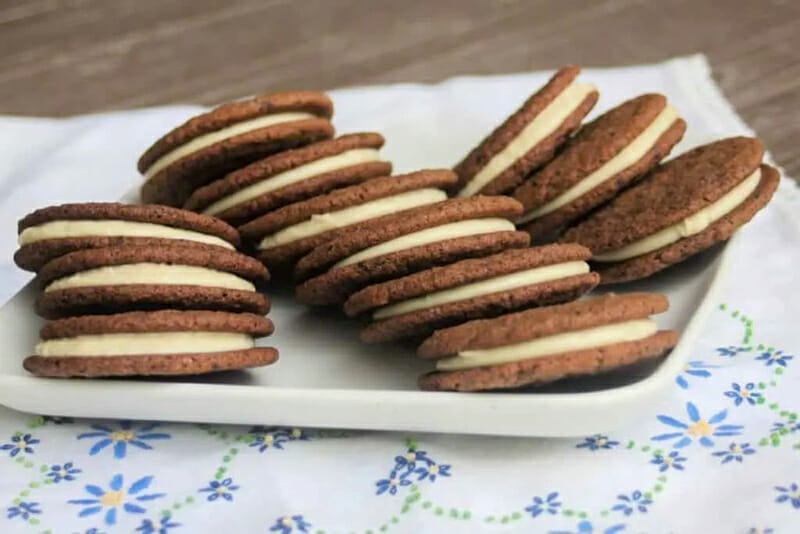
[18,220,235,249]
[436,318,657,371]
[258,189,447,250]
[457,81,598,198]
[44,263,255,293]
[374,261,590,319]
[204,148,383,215]
[35,332,255,357]
[518,104,680,223]
[144,112,316,179]
[334,218,516,269]
[593,168,762,262]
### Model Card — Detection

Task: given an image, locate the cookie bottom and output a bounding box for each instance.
[418,330,676,391]
[24,347,279,378]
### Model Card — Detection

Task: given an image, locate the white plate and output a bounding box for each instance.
[0,208,735,436]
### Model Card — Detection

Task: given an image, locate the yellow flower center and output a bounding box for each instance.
[59,469,67,476]
[99,490,125,507]
[405,452,416,461]
[110,431,134,442]
[596,439,606,446]
[216,487,226,494]
[281,517,294,527]
[17,441,26,449]
[291,429,302,438]
[265,435,274,444]
[687,419,713,437]
[664,457,672,464]
[429,465,439,474]
[390,478,398,486]
[732,445,742,454]
[741,390,749,398]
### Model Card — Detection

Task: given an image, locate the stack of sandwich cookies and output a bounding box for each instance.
[239,170,456,270]
[139,91,335,207]
[417,293,677,391]
[15,203,240,272]
[562,137,779,284]
[35,245,270,319]
[24,310,277,378]
[513,94,686,241]
[184,133,392,226]
[295,196,529,306]
[344,244,599,343]
[453,66,598,197]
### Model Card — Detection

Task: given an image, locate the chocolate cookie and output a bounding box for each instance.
[139,91,335,207]
[35,245,270,319]
[561,137,778,284]
[183,133,392,225]
[295,196,529,306]
[25,310,277,378]
[418,292,677,391]
[346,245,599,343]
[240,170,457,270]
[15,202,241,272]
[513,93,687,242]
[454,66,598,197]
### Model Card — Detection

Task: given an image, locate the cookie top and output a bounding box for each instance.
[183,132,391,222]
[239,169,457,244]
[294,195,524,281]
[562,137,766,254]
[41,310,274,340]
[137,91,333,174]
[37,245,269,288]
[513,94,685,224]
[418,292,669,359]
[344,244,592,317]
[454,66,599,197]
[18,202,240,248]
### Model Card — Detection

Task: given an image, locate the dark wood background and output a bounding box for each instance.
[2,0,798,176]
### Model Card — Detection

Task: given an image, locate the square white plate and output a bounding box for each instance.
[0,216,735,436]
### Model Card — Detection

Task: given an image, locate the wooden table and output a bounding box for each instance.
[2,0,798,177]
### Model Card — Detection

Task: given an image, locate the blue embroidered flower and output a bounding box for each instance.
[775,483,800,509]
[576,435,619,450]
[395,448,433,469]
[612,490,652,516]
[1,433,40,457]
[757,350,793,367]
[198,478,239,502]
[7,501,41,520]
[248,427,308,452]
[77,422,170,459]
[676,360,717,389]
[652,402,743,448]
[550,520,626,534]
[48,461,82,483]
[716,345,750,357]
[78,529,105,534]
[712,442,755,463]
[771,419,800,434]
[525,492,562,517]
[724,382,761,406]
[375,469,412,495]
[650,450,686,472]
[414,462,451,482]
[269,515,311,534]
[68,473,165,526]
[136,513,180,533]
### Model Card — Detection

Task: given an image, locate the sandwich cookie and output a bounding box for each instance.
[239,170,457,270]
[561,137,779,284]
[139,91,335,207]
[454,65,598,197]
[295,196,529,306]
[24,310,277,378]
[418,292,677,391]
[35,245,270,319]
[513,94,686,241]
[345,244,599,343]
[15,203,240,272]
[183,133,392,225]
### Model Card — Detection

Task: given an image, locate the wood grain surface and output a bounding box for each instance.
[1,0,798,177]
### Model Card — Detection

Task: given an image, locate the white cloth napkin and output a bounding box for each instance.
[0,55,798,533]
